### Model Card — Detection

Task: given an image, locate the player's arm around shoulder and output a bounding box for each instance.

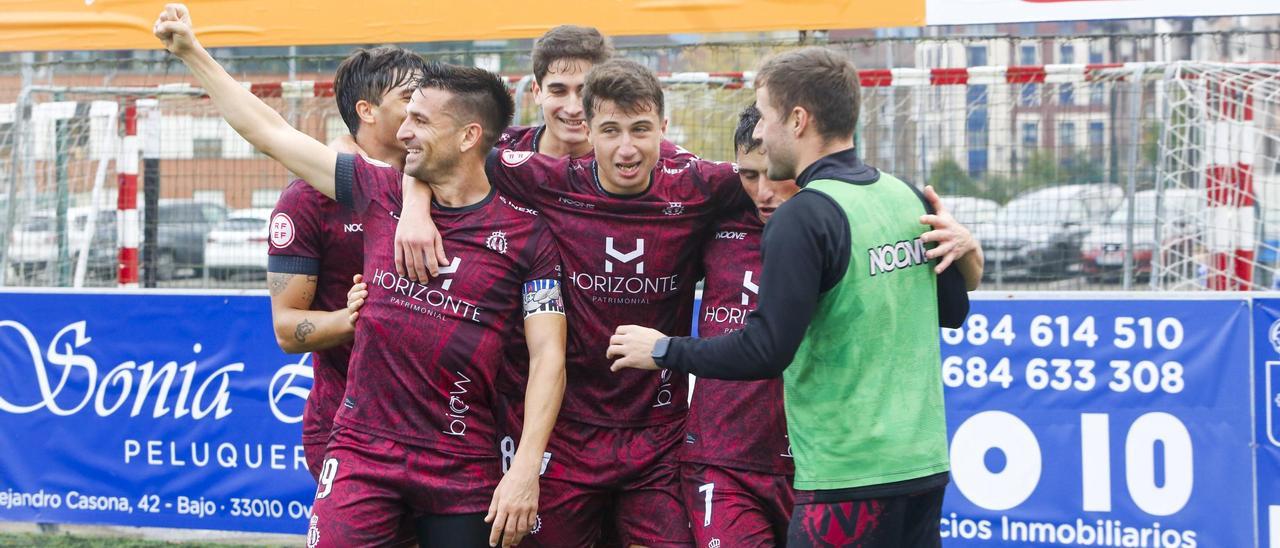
[153,4,338,198]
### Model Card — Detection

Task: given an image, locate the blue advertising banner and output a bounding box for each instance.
[1251,299,1280,548]
[938,298,1253,548]
[0,291,1269,543]
[0,291,315,533]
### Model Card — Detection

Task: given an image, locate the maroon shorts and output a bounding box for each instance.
[681,462,794,547]
[307,427,500,547]
[497,392,690,548]
[786,485,945,548]
[304,439,326,481]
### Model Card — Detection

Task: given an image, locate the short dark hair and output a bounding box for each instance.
[755,47,860,141]
[734,104,762,153]
[414,63,514,150]
[334,46,426,137]
[583,58,664,122]
[532,26,613,84]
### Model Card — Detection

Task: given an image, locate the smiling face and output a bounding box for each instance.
[588,98,665,195]
[534,58,592,152]
[397,87,467,181]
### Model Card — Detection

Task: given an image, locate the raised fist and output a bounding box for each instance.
[153,4,199,57]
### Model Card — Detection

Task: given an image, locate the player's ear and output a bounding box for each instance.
[532,80,544,105]
[459,122,483,154]
[660,117,668,135]
[355,99,376,126]
[791,106,809,139]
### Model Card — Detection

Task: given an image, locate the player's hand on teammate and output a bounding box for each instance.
[485,465,539,547]
[152,4,201,57]
[345,274,367,326]
[919,184,978,274]
[395,175,451,282]
[607,325,665,371]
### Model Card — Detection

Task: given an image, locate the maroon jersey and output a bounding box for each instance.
[498,124,692,160]
[682,210,794,474]
[485,148,749,427]
[267,179,363,447]
[333,154,563,456]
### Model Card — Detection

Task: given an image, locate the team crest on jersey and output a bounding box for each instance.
[486,231,509,255]
[269,213,296,249]
[501,149,535,167]
[531,515,542,534]
[663,202,685,216]
[306,515,320,547]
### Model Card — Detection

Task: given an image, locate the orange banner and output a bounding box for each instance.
[0,0,924,53]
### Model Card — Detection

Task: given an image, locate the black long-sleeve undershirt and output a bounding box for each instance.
[661,150,969,380]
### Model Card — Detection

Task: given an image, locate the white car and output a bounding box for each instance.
[7,207,118,281]
[1080,189,1201,281]
[204,208,274,279]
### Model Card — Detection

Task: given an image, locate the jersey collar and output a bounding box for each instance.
[796,148,878,188]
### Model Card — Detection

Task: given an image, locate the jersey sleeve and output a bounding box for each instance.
[267,181,323,275]
[335,153,401,215]
[521,220,565,317]
[704,161,754,215]
[660,139,698,161]
[485,148,541,207]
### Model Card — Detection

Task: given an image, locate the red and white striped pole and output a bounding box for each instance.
[1204,74,1256,290]
[116,99,140,288]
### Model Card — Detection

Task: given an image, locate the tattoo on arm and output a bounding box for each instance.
[294,319,317,343]
[268,273,295,296]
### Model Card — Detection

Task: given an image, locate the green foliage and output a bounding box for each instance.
[932,150,1108,204]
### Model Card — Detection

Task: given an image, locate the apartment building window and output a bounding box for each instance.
[193,137,223,159]
[1059,83,1075,105]
[1021,84,1040,107]
[1020,45,1037,66]
[1060,122,1077,152]
[1059,44,1076,64]
[967,45,988,67]
[1023,122,1039,149]
[1089,122,1106,164]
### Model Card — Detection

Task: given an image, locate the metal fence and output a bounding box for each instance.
[1,30,1279,291]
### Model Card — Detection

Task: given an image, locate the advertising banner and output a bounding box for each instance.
[0,291,315,533]
[939,298,1254,547]
[0,0,924,53]
[1251,298,1280,548]
[0,291,1269,543]
[927,0,1278,26]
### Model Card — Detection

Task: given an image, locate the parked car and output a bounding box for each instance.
[204,208,273,279]
[942,196,999,226]
[6,207,122,282]
[150,200,228,280]
[976,184,1124,279]
[1081,189,1201,282]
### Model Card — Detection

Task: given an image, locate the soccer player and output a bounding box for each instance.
[681,104,797,547]
[266,46,425,482]
[399,58,751,547]
[609,47,981,547]
[396,24,688,282]
[154,6,566,546]
[497,25,610,158]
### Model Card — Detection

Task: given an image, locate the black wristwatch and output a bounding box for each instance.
[651,336,672,366]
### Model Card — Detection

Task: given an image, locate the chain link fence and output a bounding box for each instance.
[1,28,1279,290]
